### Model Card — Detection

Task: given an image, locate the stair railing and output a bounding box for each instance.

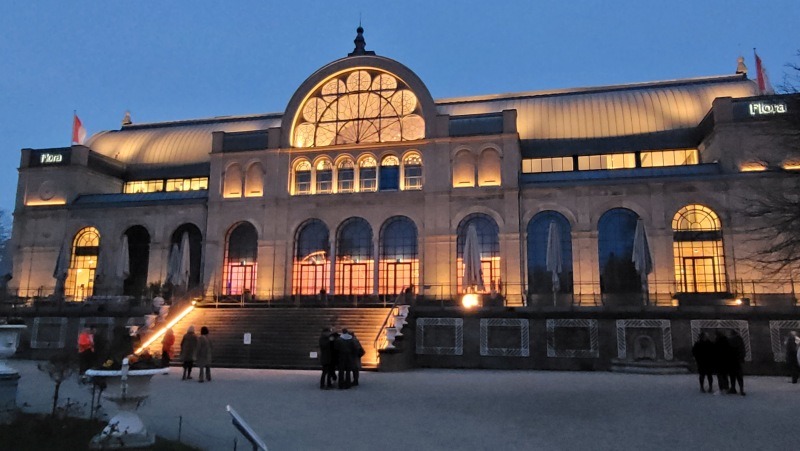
[372,288,409,364]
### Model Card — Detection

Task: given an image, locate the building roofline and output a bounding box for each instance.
[119,112,283,131]
[436,74,750,105]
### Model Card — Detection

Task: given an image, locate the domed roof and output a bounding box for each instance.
[437,74,758,140]
[86,114,281,165]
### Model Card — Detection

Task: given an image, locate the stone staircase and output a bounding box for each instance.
[167,307,391,370]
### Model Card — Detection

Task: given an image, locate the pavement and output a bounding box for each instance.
[9,359,798,451]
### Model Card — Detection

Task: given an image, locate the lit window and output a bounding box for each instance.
[403,154,423,190]
[359,157,377,192]
[124,180,163,194]
[293,70,425,148]
[64,227,100,301]
[641,149,698,167]
[166,177,209,192]
[294,161,312,195]
[672,205,726,293]
[521,157,574,173]
[316,160,333,194]
[337,159,355,193]
[578,153,635,170]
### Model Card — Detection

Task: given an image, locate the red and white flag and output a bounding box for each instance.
[754,51,775,95]
[72,113,87,145]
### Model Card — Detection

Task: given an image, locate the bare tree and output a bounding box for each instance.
[37,351,77,416]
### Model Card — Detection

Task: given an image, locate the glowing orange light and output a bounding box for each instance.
[740,162,766,172]
[25,199,66,206]
[134,303,195,355]
[462,293,479,308]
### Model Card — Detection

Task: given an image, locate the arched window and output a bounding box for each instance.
[403,154,423,190]
[65,227,100,300]
[527,212,573,295]
[244,162,264,197]
[170,224,203,290]
[293,69,425,148]
[379,216,418,295]
[359,157,377,192]
[453,150,476,188]
[379,155,400,191]
[122,226,150,297]
[223,164,243,198]
[336,218,374,296]
[457,214,500,293]
[293,160,312,195]
[223,222,258,296]
[672,205,726,293]
[293,219,330,296]
[337,159,355,193]
[316,159,333,194]
[478,149,501,187]
[598,208,640,294]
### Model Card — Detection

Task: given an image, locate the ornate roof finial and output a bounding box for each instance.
[348,25,375,57]
[735,56,748,75]
[122,110,132,126]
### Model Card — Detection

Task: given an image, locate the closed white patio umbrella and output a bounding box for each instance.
[632,218,653,304]
[462,225,485,293]
[545,221,563,305]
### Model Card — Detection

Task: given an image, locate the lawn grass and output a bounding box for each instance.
[0,413,200,450]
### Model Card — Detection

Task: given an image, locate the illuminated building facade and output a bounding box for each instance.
[10,29,800,308]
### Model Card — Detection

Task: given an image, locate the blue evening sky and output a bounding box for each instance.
[1,1,797,217]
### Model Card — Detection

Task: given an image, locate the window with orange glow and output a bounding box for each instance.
[379,216,418,295]
[223,222,258,296]
[457,214,500,293]
[293,69,425,148]
[336,218,373,296]
[672,205,726,293]
[292,219,330,296]
[402,154,423,190]
[65,227,100,300]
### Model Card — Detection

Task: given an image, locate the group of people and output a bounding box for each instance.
[691,329,747,395]
[318,327,365,390]
[178,325,213,382]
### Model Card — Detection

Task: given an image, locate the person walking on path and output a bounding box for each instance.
[196,326,213,383]
[318,327,335,389]
[713,330,731,394]
[692,332,715,393]
[351,331,365,387]
[77,327,95,374]
[785,331,799,384]
[180,326,198,380]
[335,328,356,389]
[727,330,746,396]
[161,328,175,368]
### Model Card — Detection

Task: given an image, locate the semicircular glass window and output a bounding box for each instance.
[293,70,425,148]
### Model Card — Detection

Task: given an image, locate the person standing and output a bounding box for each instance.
[713,330,730,393]
[161,328,176,368]
[351,331,365,387]
[318,327,335,389]
[180,326,198,380]
[727,330,746,396]
[77,327,95,374]
[692,332,714,393]
[335,328,356,389]
[196,326,213,383]
[785,331,799,384]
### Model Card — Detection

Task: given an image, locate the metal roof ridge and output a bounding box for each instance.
[435,74,749,105]
[117,112,284,131]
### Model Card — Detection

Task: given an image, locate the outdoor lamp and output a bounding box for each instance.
[462,293,479,308]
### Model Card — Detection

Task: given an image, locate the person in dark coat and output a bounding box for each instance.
[692,332,715,393]
[180,325,198,380]
[196,326,213,383]
[318,327,335,389]
[727,330,746,396]
[713,330,730,393]
[351,331,365,387]
[335,328,356,389]
[785,331,799,384]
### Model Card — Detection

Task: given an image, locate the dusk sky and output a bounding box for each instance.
[1,0,797,218]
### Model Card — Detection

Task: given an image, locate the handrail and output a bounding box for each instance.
[373,288,408,363]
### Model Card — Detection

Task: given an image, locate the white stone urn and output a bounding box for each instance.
[396,305,410,324]
[0,325,26,376]
[393,316,405,336]
[85,358,168,449]
[0,324,26,424]
[385,327,398,349]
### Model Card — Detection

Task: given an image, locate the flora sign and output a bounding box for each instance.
[748,101,788,116]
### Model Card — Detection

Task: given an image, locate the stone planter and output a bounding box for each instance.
[0,324,26,424]
[85,359,168,449]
